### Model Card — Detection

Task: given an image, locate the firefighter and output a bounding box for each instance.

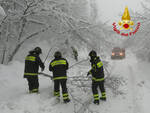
[24,47,45,93]
[49,51,70,103]
[87,50,106,105]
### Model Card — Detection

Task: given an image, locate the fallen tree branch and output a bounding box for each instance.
[38,72,53,79]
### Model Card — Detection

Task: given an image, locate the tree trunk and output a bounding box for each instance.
[7,25,51,62]
[1,46,6,64]
[7,43,22,62]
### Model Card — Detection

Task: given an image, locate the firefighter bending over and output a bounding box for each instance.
[87,50,106,105]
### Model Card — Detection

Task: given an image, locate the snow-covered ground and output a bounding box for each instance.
[0,50,149,113]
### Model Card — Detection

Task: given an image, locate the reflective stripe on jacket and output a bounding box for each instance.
[51,60,67,67]
[24,52,44,78]
[25,56,36,61]
[89,56,104,82]
[53,76,67,80]
[49,58,68,79]
[24,73,38,76]
[92,77,104,82]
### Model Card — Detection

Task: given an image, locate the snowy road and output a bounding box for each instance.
[0,51,149,113]
[88,50,147,113]
[108,51,144,113]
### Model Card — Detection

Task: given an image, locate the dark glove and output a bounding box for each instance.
[87,71,90,77]
[50,76,53,80]
[41,66,45,72]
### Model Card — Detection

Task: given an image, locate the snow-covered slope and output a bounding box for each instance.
[0,50,149,113]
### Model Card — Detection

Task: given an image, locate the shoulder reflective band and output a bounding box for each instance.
[97,61,103,68]
[24,73,38,76]
[53,76,67,80]
[51,60,67,67]
[92,77,104,82]
[25,56,36,61]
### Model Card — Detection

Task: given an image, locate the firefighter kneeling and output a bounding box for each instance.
[49,51,70,103]
[87,50,106,105]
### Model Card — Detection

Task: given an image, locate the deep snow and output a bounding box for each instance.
[0,50,149,113]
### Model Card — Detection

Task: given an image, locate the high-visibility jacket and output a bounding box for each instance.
[49,58,68,80]
[24,52,44,78]
[89,56,104,82]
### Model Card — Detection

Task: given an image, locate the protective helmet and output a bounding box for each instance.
[89,50,97,57]
[34,47,42,54]
[54,51,62,58]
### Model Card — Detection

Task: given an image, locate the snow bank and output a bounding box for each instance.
[0,52,150,113]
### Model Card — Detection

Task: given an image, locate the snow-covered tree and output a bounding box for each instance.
[0,0,112,65]
[121,1,150,61]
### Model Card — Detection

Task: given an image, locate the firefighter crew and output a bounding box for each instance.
[87,50,106,105]
[49,51,70,103]
[24,47,45,93]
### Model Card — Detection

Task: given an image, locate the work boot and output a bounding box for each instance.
[100,97,106,101]
[93,100,99,105]
[64,98,70,103]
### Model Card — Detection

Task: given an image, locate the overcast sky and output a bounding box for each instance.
[96,0,145,25]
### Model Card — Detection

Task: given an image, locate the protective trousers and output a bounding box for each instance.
[92,81,106,101]
[54,79,69,101]
[26,76,39,93]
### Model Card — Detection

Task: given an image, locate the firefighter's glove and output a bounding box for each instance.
[87,71,90,77]
[50,77,53,80]
[41,66,45,72]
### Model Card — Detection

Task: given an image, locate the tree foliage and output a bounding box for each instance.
[0,0,111,64]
